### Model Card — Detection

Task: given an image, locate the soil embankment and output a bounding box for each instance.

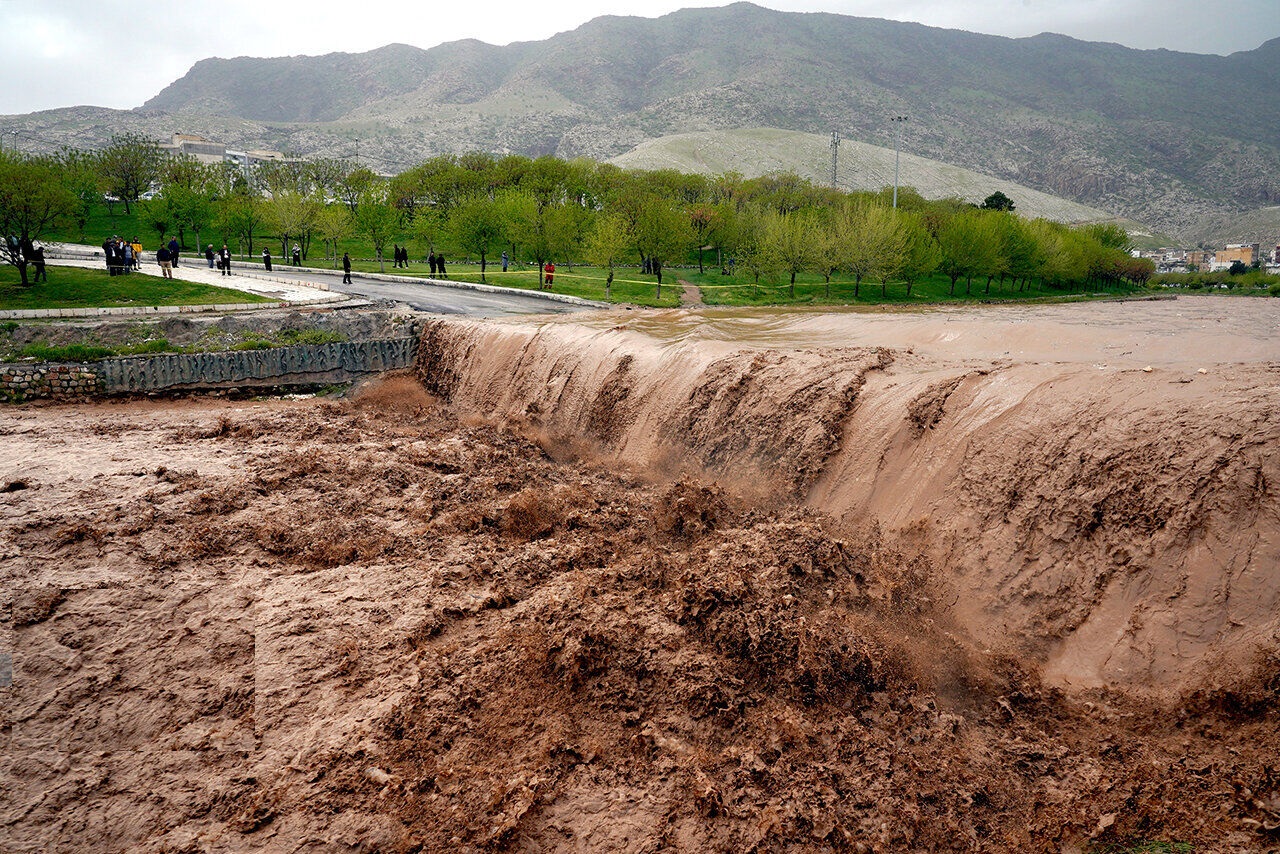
[3,297,1278,852]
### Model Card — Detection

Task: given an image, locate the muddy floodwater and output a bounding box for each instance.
[3,296,1279,852]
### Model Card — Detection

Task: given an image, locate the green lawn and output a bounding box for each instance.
[0,265,272,310]
[360,262,683,308]
[684,269,1139,306]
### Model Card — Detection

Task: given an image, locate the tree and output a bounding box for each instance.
[0,153,78,284]
[898,211,940,298]
[981,191,1015,212]
[840,201,903,299]
[450,194,505,281]
[315,205,354,268]
[584,211,633,300]
[762,209,819,298]
[936,209,1000,295]
[266,190,323,262]
[337,167,379,213]
[54,148,100,240]
[98,132,163,215]
[629,193,691,298]
[354,182,399,272]
[215,189,264,258]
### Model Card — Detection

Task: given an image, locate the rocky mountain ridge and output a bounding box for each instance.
[6,3,1279,241]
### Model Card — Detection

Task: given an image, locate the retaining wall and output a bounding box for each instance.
[1,337,417,399]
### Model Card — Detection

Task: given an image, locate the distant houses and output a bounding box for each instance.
[1134,242,1279,274]
[158,132,292,172]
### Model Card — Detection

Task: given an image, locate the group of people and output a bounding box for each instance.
[103,236,145,276]
[427,251,446,278]
[7,235,48,282]
[391,245,409,268]
[200,243,234,275]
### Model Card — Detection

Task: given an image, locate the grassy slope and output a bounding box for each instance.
[0,265,271,311]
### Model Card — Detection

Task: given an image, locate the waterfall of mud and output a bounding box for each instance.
[416,313,1280,692]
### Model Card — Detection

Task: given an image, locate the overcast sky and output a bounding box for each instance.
[2,0,1276,116]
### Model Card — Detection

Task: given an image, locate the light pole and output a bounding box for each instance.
[890,115,908,208]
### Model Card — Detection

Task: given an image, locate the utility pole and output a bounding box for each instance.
[891,116,908,208]
[830,130,840,189]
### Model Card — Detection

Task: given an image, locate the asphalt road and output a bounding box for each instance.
[264,266,591,316]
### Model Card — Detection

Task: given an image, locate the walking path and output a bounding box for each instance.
[1,244,358,320]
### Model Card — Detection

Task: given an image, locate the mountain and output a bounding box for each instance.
[8,3,1280,241]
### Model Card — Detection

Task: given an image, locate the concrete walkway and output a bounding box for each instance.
[1,244,358,320]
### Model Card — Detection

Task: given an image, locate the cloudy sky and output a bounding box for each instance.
[2,0,1276,116]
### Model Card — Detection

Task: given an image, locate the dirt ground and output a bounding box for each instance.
[3,297,1279,853]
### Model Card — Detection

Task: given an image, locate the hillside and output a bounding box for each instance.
[609,127,1121,224]
[6,3,1279,241]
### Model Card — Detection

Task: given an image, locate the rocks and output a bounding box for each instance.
[0,364,98,400]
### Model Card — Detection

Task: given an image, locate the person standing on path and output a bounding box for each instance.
[262,248,272,272]
[292,244,301,266]
[342,252,352,284]
[156,244,173,278]
[168,237,180,268]
[31,245,47,282]
[544,261,554,286]
[501,251,509,273]
[428,251,437,277]
[436,253,446,279]
[131,237,142,270]
[218,244,232,276]
[206,244,215,268]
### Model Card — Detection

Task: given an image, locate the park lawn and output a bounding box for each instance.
[684,269,1140,306]
[0,264,272,310]
[347,260,683,308]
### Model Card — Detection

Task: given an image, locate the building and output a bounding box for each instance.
[158,133,226,165]
[1210,243,1260,271]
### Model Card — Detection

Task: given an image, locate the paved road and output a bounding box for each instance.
[258,266,590,316]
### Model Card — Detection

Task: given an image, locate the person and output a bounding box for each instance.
[501,250,509,273]
[292,244,301,266]
[122,239,134,274]
[31,245,46,282]
[156,243,173,278]
[102,237,114,274]
[435,253,446,278]
[392,244,401,268]
[341,251,352,285]
[206,244,215,268]
[262,248,272,272]
[428,251,437,276]
[218,244,232,276]
[543,260,554,286]
[168,237,180,268]
[131,237,142,270]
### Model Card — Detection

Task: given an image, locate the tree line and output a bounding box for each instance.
[1,132,1155,295]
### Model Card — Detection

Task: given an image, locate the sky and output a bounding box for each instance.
[2,0,1276,116]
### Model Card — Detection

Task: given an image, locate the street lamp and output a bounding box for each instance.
[890,115,908,208]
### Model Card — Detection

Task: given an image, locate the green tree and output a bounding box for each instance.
[936,209,1001,295]
[584,211,633,300]
[840,201,903,299]
[215,189,264,258]
[898,211,940,298]
[266,190,323,262]
[0,153,78,284]
[629,193,691,298]
[762,209,819,298]
[97,132,164,215]
[315,205,354,268]
[450,194,505,281]
[980,191,1015,212]
[354,183,400,273]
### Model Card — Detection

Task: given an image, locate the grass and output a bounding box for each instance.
[1090,842,1193,854]
[684,268,1137,306]
[0,323,348,363]
[0,265,272,311]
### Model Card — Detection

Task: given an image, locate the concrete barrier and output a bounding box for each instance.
[1,337,418,399]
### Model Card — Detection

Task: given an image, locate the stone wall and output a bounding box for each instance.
[0,364,99,399]
[0,337,417,400]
